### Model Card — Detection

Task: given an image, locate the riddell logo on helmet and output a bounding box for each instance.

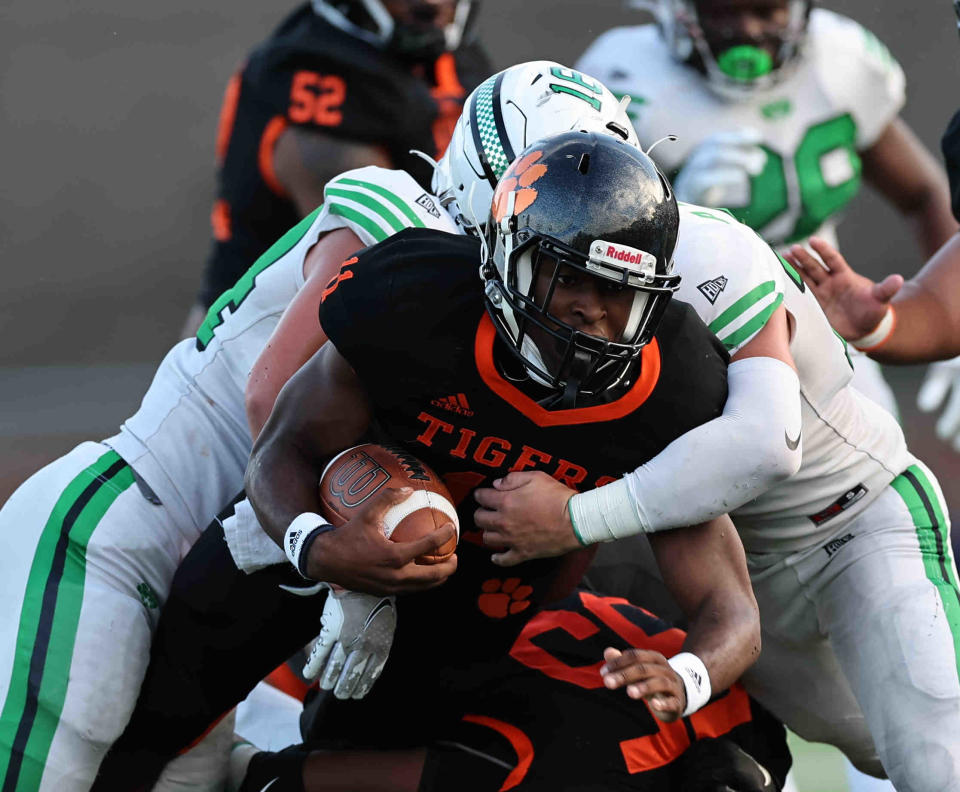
[590,240,656,278]
[605,244,645,264]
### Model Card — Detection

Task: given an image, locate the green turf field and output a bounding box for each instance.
[788,730,851,791]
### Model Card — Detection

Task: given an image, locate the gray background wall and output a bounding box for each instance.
[2,0,959,510]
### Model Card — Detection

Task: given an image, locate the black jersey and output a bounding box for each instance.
[319,228,728,517]
[306,227,730,747]
[942,108,960,224]
[198,3,491,306]
[420,590,791,792]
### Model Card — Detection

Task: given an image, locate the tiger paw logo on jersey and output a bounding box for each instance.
[491,150,547,223]
[477,578,533,619]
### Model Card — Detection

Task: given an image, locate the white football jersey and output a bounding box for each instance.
[577,9,905,247]
[106,168,458,539]
[673,204,911,551]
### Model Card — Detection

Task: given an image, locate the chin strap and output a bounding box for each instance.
[557,348,592,409]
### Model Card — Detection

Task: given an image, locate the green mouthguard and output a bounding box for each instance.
[716,45,774,81]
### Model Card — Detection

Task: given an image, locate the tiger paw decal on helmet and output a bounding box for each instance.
[491,150,547,224]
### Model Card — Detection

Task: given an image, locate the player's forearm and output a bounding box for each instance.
[245,438,328,548]
[903,188,958,258]
[569,357,801,542]
[870,281,960,363]
[680,586,761,696]
[650,517,761,697]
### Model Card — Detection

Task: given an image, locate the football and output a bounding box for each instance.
[318,443,459,563]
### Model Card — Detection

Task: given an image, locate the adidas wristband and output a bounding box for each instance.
[667,652,711,717]
[284,513,334,580]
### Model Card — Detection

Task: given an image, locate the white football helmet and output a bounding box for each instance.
[433,60,640,235]
[640,0,811,99]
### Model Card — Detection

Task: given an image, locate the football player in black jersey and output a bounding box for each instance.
[93,133,761,791]
[245,132,760,746]
[181,0,490,334]
[235,591,787,792]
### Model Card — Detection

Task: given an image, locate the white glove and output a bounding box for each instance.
[303,589,397,699]
[917,356,960,450]
[673,128,767,208]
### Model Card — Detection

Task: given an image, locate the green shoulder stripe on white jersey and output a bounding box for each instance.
[708,280,781,351]
[325,186,406,235]
[327,202,389,243]
[333,177,425,228]
[721,293,783,351]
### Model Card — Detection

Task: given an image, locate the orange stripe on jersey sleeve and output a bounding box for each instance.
[461,714,534,791]
[259,115,289,197]
[215,70,243,165]
[210,199,232,241]
[474,314,662,427]
[264,662,314,702]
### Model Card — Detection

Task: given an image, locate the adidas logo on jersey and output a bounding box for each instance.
[697,276,728,304]
[431,393,474,417]
[416,193,441,219]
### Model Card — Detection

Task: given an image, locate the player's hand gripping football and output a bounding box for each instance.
[673,128,768,209]
[473,471,580,566]
[306,486,457,594]
[303,588,397,699]
[783,237,904,342]
[600,647,686,723]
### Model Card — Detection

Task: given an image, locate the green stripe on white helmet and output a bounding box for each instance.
[434,60,641,236]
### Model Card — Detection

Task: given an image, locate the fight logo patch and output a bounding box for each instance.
[697,276,728,304]
[823,533,855,557]
[416,193,441,218]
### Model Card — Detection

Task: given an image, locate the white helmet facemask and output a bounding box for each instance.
[311,0,476,53]
[647,0,810,100]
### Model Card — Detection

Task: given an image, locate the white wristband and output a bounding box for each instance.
[284,512,332,579]
[667,652,711,717]
[569,478,645,545]
[852,306,896,351]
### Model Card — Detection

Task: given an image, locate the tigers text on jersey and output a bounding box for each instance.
[199,2,490,306]
[315,227,728,662]
[672,204,912,551]
[577,9,905,247]
[106,168,458,542]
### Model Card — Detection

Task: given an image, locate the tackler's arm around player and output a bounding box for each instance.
[601,514,761,723]
[476,308,801,565]
[246,342,457,595]
[246,226,368,439]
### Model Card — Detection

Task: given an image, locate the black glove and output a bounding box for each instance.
[676,737,780,792]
